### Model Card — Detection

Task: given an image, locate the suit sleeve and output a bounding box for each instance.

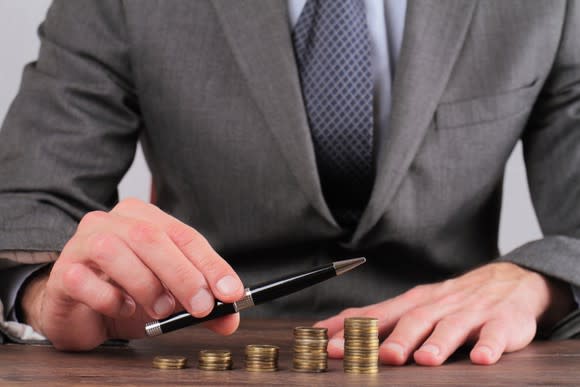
[0,0,141,342]
[499,0,580,338]
[0,0,140,253]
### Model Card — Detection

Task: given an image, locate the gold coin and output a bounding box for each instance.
[245,344,279,353]
[293,368,327,373]
[199,349,232,357]
[152,355,187,369]
[152,363,187,369]
[293,329,328,336]
[294,354,328,361]
[344,368,379,374]
[198,365,233,371]
[199,357,233,361]
[153,356,187,363]
[345,317,378,323]
[246,368,277,372]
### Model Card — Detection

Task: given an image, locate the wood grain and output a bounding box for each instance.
[0,319,579,386]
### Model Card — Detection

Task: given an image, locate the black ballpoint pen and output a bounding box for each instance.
[144,257,366,337]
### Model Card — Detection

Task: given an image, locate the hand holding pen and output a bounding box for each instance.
[20,199,246,351]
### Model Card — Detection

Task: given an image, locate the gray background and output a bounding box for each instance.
[0,1,542,254]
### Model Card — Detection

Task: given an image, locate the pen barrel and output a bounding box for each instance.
[250,265,335,305]
[149,302,237,335]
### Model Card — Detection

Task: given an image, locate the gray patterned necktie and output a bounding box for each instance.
[293,0,374,229]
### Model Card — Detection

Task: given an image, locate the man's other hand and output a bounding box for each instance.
[316,262,575,366]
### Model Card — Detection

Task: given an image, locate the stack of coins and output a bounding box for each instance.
[292,327,328,372]
[343,317,379,374]
[244,344,279,372]
[197,349,233,371]
[152,355,188,370]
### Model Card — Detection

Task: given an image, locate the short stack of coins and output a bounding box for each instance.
[244,344,279,372]
[152,355,188,370]
[197,349,233,371]
[292,327,328,372]
[343,317,379,374]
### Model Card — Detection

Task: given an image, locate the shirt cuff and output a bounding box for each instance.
[0,251,57,343]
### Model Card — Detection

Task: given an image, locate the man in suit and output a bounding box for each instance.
[0,0,579,366]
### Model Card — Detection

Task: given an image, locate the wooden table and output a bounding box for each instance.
[1,319,579,386]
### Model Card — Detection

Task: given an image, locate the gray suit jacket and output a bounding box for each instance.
[1,1,579,334]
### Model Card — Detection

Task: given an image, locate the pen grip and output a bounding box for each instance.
[153,302,237,335]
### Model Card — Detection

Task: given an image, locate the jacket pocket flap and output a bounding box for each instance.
[436,79,539,129]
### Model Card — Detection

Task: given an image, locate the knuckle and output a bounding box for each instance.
[341,307,361,316]
[166,222,202,248]
[172,261,199,286]
[128,221,162,244]
[78,211,108,230]
[131,277,160,302]
[403,308,434,326]
[61,264,87,294]
[403,284,429,302]
[437,315,469,332]
[194,250,223,276]
[113,197,145,212]
[490,308,516,323]
[91,287,119,314]
[86,232,117,264]
[436,279,456,295]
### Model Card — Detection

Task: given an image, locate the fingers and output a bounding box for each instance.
[317,287,436,360]
[413,312,480,366]
[470,318,507,365]
[76,210,211,318]
[112,199,244,303]
[380,304,458,365]
[74,199,244,321]
[60,263,136,319]
[204,313,240,336]
[318,264,541,367]
[470,314,535,365]
[45,197,245,351]
[75,230,173,319]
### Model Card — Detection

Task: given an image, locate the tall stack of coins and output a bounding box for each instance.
[152,355,188,369]
[343,317,379,374]
[292,327,328,372]
[244,344,279,372]
[197,349,233,371]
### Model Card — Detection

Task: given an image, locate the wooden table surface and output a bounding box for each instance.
[1,319,579,386]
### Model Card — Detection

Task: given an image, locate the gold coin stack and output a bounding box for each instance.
[152,355,188,370]
[292,327,328,372]
[343,317,379,374]
[197,349,233,371]
[244,344,279,372]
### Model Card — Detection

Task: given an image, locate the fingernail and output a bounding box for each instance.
[329,337,344,350]
[216,275,241,296]
[153,293,174,317]
[190,288,214,316]
[384,342,405,358]
[120,295,135,318]
[419,344,440,356]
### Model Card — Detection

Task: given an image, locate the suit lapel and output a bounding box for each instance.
[211,0,337,225]
[350,0,478,244]
[212,1,477,240]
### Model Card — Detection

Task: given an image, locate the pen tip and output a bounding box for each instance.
[332,257,366,276]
